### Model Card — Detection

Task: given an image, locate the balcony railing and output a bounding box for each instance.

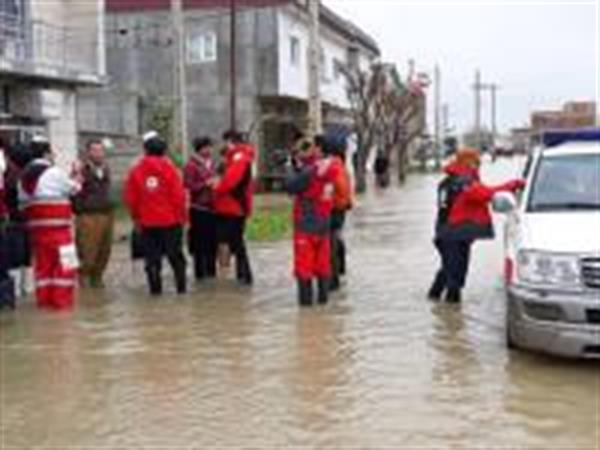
[0,12,103,83]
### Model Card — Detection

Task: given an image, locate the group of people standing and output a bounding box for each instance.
[124,130,255,297]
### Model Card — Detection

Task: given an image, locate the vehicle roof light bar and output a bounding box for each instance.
[542,128,600,148]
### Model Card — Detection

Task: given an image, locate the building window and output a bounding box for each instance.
[1,85,9,114]
[187,29,217,64]
[290,36,300,66]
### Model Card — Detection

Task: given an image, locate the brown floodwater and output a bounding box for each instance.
[1,158,598,449]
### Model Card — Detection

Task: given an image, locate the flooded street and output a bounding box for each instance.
[1,158,598,449]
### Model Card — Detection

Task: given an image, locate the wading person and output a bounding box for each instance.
[321,135,352,292]
[124,132,187,296]
[19,137,82,310]
[211,130,254,286]
[184,136,217,281]
[0,139,15,308]
[73,140,115,288]
[285,138,340,307]
[428,147,525,303]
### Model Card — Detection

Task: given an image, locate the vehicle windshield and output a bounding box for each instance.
[528,153,600,212]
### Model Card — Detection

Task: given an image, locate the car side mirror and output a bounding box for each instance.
[492,192,517,213]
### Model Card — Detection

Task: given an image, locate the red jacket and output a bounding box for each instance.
[124,155,186,228]
[213,144,255,218]
[438,162,523,240]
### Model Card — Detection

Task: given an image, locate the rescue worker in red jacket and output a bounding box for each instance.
[284,137,341,307]
[124,132,187,295]
[428,147,525,303]
[19,137,82,310]
[320,134,353,292]
[211,130,254,286]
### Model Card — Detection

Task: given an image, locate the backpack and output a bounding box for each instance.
[436,175,473,227]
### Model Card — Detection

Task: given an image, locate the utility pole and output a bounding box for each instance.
[171,0,188,157]
[307,0,322,137]
[489,84,499,150]
[433,64,441,169]
[230,0,237,131]
[473,69,482,151]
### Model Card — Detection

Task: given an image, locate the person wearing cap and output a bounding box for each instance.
[210,130,255,286]
[72,140,115,288]
[428,147,525,303]
[184,136,217,281]
[124,133,187,295]
[19,137,82,310]
[284,136,341,307]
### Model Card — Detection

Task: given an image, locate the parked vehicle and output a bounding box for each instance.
[493,129,600,358]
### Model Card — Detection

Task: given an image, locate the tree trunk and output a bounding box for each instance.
[353,152,368,193]
[397,144,407,184]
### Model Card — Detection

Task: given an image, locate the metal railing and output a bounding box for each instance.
[0,11,101,79]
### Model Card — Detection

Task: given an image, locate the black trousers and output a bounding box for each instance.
[431,238,473,292]
[189,208,217,280]
[216,215,253,284]
[330,210,347,286]
[142,225,187,294]
[0,226,9,281]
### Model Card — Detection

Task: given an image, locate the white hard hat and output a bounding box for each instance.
[143,131,159,142]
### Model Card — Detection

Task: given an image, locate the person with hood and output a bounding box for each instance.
[73,140,115,288]
[184,136,217,281]
[428,147,525,303]
[124,132,187,295]
[284,137,341,307]
[211,130,255,286]
[19,136,82,310]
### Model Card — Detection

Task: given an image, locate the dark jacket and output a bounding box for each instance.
[285,156,339,236]
[73,162,114,214]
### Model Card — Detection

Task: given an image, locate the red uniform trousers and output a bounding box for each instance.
[31,227,76,310]
[293,231,331,281]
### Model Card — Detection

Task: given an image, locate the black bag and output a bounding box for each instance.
[436,175,473,227]
[130,229,145,260]
[0,277,16,310]
[5,223,31,269]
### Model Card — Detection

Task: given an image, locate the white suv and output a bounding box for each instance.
[494,130,600,358]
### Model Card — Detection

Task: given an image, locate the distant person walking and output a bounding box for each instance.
[428,147,525,303]
[124,132,187,296]
[73,140,115,288]
[184,137,217,281]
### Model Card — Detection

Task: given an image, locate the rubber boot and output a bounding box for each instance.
[445,288,462,304]
[236,253,254,286]
[297,280,313,307]
[147,267,162,296]
[175,267,187,295]
[427,271,446,301]
[0,277,16,310]
[317,278,330,305]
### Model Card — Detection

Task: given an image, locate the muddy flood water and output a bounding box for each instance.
[1,158,598,449]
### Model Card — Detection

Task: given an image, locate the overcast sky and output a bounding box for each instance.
[324,0,599,134]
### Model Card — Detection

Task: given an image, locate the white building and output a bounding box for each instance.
[0,0,106,165]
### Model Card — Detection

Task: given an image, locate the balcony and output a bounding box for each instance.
[0,12,105,86]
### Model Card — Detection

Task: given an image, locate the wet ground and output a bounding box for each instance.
[1,157,598,449]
